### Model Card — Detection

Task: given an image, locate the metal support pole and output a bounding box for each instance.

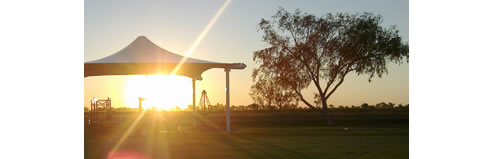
[109,98,111,117]
[89,100,94,122]
[108,97,111,120]
[192,79,196,112]
[192,78,196,124]
[91,98,95,121]
[225,68,231,132]
[138,97,143,112]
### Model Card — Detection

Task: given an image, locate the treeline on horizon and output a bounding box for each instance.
[85,102,409,113]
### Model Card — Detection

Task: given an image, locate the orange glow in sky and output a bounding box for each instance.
[84,0,409,109]
[125,75,192,110]
[122,0,232,111]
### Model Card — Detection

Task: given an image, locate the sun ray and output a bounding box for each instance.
[108,111,146,158]
[171,0,232,75]
[110,0,232,155]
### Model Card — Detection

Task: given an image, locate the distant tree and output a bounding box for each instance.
[361,103,369,109]
[211,103,225,111]
[388,102,395,108]
[248,103,260,110]
[329,104,335,109]
[254,8,408,125]
[376,102,388,109]
[237,105,248,111]
[284,103,299,110]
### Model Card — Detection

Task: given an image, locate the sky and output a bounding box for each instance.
[85,0,409,109]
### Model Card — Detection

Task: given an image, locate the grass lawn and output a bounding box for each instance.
[85,122,408,159]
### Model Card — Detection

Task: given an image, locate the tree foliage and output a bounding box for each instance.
[252,8,408,125]
[249,78,299,110]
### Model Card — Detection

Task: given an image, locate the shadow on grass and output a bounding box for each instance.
[203,127,314,159]
[236,135,315,159]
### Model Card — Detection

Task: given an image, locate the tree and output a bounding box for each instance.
[361,103,369,109]
[388,102,395,108]
[249,77,298,110]
[284,102,299,110]
[376,102,388,109]
[249,78,275,109]
[253,8,408,125]
[272,84,298,110]
[329,104,335,109]
[247,103,260,110]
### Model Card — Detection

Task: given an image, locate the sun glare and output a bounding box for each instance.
[123,0,231,111]
[125,75,191,111]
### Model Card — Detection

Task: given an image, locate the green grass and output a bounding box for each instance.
[85,124,408,159]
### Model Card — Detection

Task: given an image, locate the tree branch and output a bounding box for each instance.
[294,88,319,111]
[323,78,335,95]
[325,78,345,99]
[323,60,355,95]
[324,66,351,99]
[301,56,325,98]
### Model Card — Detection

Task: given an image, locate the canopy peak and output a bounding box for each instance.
[85,36,246,79]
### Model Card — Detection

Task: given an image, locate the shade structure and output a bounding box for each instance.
[84,36,246,80]
[85,36,246,133]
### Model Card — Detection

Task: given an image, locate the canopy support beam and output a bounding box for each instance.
[225,68,231,133]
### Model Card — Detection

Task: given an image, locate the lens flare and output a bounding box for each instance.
[170,0,232,75]
[108,111,145,157]
[111,0,232,156]
[125,75,192,110]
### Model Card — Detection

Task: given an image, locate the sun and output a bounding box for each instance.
[125,75,192,111]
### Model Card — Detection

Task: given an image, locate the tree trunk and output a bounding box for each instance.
[321,100,333,126]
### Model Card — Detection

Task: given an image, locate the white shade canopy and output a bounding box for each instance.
[84,36,246,80]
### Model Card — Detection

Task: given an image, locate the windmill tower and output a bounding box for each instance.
[138,97,146,112]
[199,90,212,111]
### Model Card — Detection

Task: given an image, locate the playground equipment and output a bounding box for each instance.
[199,90,212,111]
[90,97,112,121]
